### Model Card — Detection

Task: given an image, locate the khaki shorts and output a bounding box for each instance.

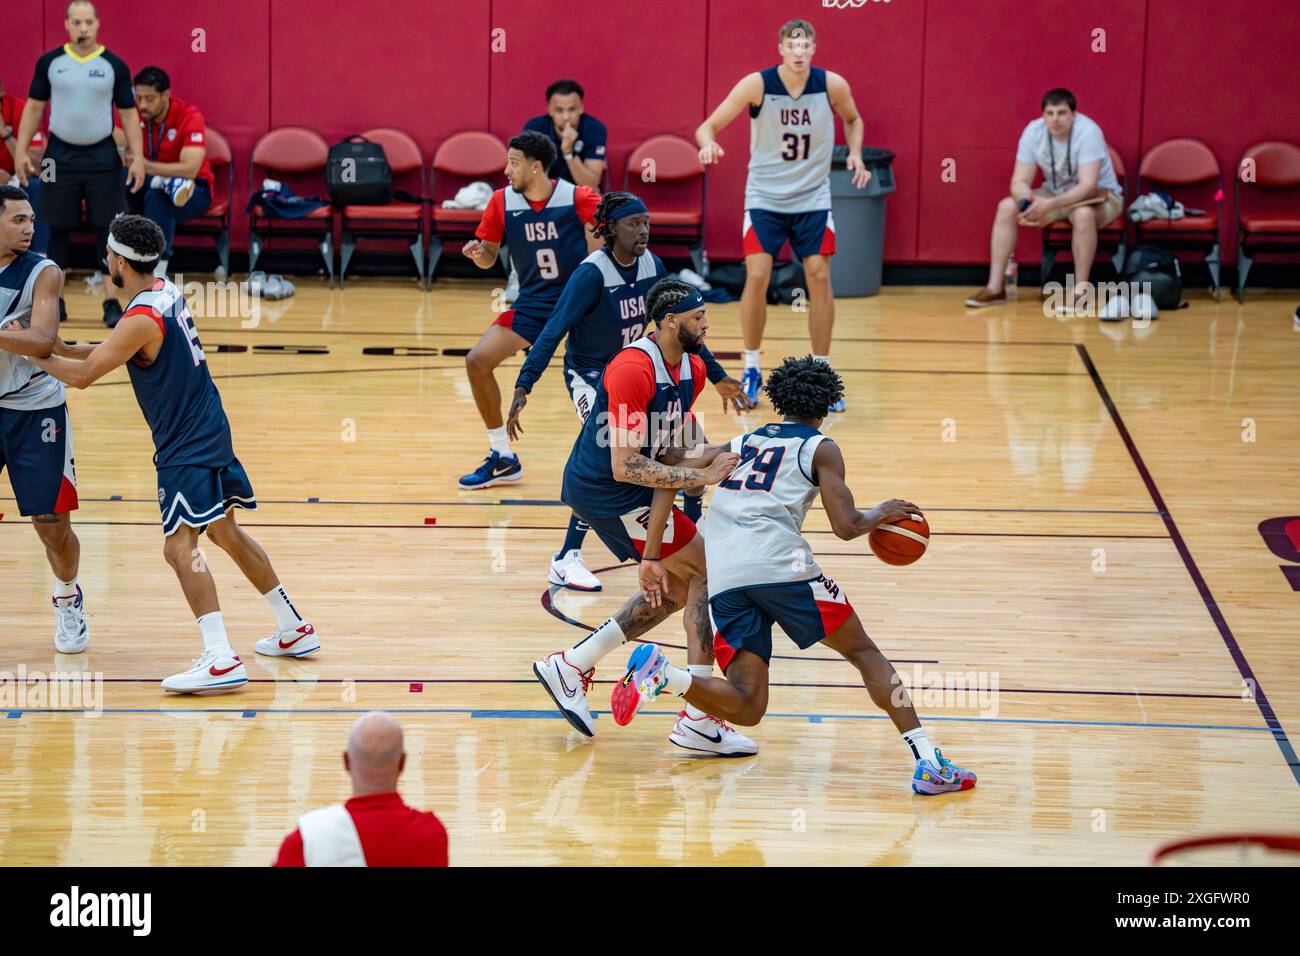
[1034,186,1125,227]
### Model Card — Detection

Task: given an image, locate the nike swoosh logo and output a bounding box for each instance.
[511,211,523,216]
[279,634,308,649]
[554,662,577,698]
[686,725,722,744]
[209,662,241,676]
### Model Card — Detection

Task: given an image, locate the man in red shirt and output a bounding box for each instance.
[1,79,48,254]
[273,712,448,867]
[122,66,212,275]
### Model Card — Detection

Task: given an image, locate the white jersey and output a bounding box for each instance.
[703,422,830,596]
[0,253,64,411]
[744,66,835,214]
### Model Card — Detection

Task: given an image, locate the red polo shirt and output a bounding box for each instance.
[137,95,213,191]
[272,792,449,867]
[0,94,44,173]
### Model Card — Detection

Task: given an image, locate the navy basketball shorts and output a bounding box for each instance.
[565,487,698,564]
[492,306,549,346]
[565,367,600,424]
[709,572,854,671]
[742,208,836,259]
[156,457,257,536]
[0,403,79,516]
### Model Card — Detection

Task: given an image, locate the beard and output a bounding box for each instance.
[109,265,125,288]
[676,325,704,354]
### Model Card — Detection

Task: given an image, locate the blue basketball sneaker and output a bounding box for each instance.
[458,450,523,490]
[742,367,763,405]
[912,748,977,795]
[611,643,670,726]
[827,399,846,413]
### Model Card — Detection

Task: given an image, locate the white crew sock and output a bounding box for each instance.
[487,426,512,458]
[197,611,234,656]
[565,617,626,672]
[812,354,830,364]
[744,349,761,371]
[262,584,304,631]
[902,727,938,765]
[150,175,166,190]
[661,661,692,696]
[53,576,78,601]
[684,664,713,718]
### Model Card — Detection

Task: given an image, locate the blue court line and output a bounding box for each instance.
[0,708,1277,733]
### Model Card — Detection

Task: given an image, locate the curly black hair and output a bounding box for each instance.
[508,130,557,172]
[109,214,165,273]
[764,355,844,420]
[591,191,644,245]
[646,277,697,325]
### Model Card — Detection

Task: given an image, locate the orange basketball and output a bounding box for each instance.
[869,513,930,566]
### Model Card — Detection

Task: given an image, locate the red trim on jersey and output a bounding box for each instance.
[742,225,765,257]
[53,476,79,514]
[631,507,697,561]
[123,304,166,336]
[816,595,854,638]
[713,630,737,673]
[475,190,507,243]
[818,225,836,257]
[573,185,600,225]
[492,308,516,330]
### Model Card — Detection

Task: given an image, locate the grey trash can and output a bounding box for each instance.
[829,146,896,297]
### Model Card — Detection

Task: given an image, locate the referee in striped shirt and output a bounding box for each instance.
[13,1,144,326]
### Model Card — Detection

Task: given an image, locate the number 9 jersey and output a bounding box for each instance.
[702,421,830,597]
[123,278,235,469]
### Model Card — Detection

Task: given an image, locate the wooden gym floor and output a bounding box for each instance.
[1,276,1297,866]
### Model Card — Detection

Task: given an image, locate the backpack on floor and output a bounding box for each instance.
[1121,245,1184,311]
[326,135,393,205]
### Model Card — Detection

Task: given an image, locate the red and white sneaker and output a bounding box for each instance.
[161,650,248,694]
[669,711,759,757]
[532,651,596,737]
[255,623,320,657]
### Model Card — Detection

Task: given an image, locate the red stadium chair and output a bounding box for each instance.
[174,126,234,276]
[339,128,427,288]
[624,134,707,274]
[248,126,335,283]
[1135,138,1223,297]
[1234,140,1300,301]
[1041,144,1128,285]
[427,131,507,283]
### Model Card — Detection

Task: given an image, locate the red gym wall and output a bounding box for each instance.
[3,0,1297,267]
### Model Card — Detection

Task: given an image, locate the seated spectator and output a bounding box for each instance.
[967,88,1124,311]
[1,78,49,253]
[121,65,213,275]
[523,78,607,188]
[273,712,449,867]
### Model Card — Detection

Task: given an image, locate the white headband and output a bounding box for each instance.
[106,234,154,262]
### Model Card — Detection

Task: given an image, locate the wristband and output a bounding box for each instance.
[642,553,661,562]
[564,151,575,160]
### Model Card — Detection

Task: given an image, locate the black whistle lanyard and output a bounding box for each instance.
[144,104,172,161]
[1048,123,1073,192]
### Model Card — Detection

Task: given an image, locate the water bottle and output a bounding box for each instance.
[1004,257,1019,301]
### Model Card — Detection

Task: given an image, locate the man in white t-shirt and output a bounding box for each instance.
[967,88,1124,310]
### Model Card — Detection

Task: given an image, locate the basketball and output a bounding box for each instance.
[869,513,930,566]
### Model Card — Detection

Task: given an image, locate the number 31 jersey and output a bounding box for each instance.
[703,421,830,597]
[123,278,235,469]
[745,65,835,214]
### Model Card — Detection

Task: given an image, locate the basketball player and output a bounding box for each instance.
[0,184,87,652]
[27,215,318,693]
[696,18,870,411]
[611,356,978,794]
[532,278,758,755]
[458,130,599,493]
[507,191,752,592]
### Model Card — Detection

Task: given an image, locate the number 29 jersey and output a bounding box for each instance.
[703,421,830,597]
[123,278,235,469]
[745,66,835,214]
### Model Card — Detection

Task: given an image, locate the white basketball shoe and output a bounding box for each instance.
[162,650,248,694]
[255,622,320,657]
[532,651,596,737]
[53,586,89,654]
[548,549,602,591]
[669,710,759,757]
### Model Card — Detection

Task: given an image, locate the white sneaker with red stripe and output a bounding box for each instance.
[162,650,248,694]
[255,623,320,658]
[532,651,596,737]
[669,710,759,757]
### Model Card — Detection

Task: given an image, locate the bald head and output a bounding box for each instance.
[344,712,405,794]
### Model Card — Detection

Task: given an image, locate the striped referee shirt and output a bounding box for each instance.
[29,44,134,145]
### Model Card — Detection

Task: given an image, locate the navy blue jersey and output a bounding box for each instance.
[562,335,706,518]
[516,249,729,394]
[123,279,234,469]
[501,179,591,317]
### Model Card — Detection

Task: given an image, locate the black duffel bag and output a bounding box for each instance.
[327,135,393,205]
[1121,245,1184,311]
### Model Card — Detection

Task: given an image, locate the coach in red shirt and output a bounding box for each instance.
[1,78,48,253]
[123,65,213,272]
[273,712,449,867]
